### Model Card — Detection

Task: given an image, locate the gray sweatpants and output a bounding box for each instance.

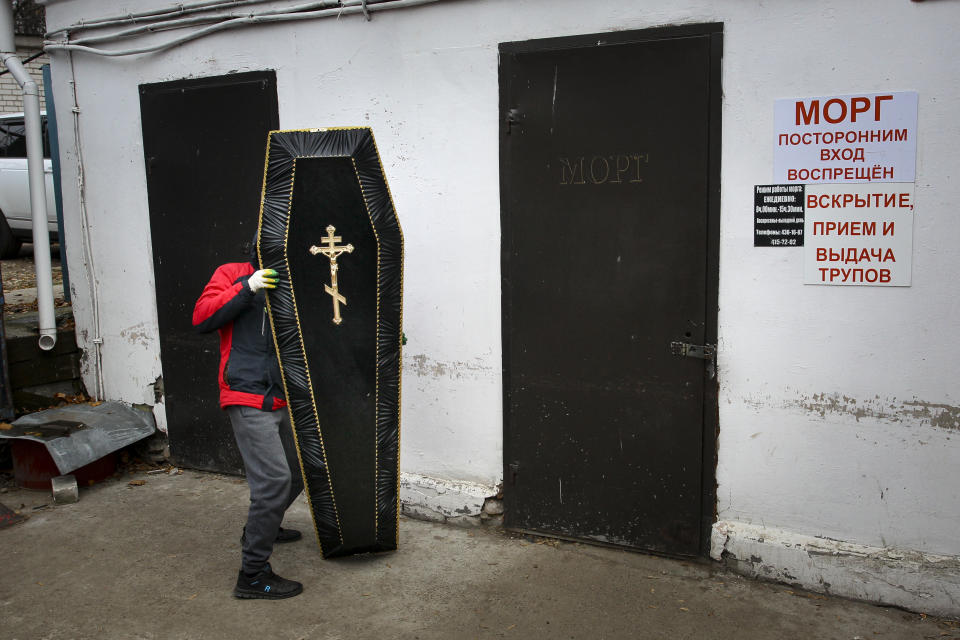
[227,405,304,573]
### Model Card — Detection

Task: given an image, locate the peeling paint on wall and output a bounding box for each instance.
[742,391,960,431]
[118,322,152,348]
[399,472,498,526]
[405,353,494,380]
[152,376,164,404]
[712,520,960,617]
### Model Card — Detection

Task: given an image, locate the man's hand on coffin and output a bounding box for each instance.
[248,269,278,293]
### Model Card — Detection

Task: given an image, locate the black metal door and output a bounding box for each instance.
[140,71,279,473]
[501,26,721,556]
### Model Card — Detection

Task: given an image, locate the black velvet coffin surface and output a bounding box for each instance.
[257,129,403,558]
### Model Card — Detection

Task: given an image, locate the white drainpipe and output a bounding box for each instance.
[0,2,56,350]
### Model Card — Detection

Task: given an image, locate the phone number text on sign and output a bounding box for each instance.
[803,183,914,286]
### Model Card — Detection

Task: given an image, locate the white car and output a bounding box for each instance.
[0,112,58,258]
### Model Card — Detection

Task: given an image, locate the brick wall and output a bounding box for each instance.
[0,45,49,115]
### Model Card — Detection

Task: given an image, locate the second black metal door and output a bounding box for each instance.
[140,71,279,473]
[501,27,721,556]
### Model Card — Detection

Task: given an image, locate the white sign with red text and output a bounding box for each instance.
[775,91,917,184]
[804,183,914,286]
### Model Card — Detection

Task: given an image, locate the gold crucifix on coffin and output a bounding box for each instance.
[309,225,354,325]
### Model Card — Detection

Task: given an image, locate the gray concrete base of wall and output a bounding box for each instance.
[712,520,960,618]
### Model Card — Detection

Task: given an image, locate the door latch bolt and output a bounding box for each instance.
[670,341,715,360]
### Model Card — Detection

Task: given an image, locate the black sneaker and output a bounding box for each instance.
[275,527,302,543]
[241,526,303,544]
[233,564,303,599]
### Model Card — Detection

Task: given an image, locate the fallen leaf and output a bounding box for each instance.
[188,593,198,600]
[679,607,689,612]
[89,401,102,406]
[128,480,146,486]
[506,624,516,631]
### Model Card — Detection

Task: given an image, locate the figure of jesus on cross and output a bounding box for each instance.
[309,225,354,325]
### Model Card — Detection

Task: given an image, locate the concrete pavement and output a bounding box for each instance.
[1,469,956,640]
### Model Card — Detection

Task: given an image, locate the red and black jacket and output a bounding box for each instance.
[192,262,286,411]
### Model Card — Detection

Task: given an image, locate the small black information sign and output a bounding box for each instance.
[754,184,805,247]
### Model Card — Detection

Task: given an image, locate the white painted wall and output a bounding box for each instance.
[43,0,960,607]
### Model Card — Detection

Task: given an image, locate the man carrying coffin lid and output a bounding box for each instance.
[192,239,305,600]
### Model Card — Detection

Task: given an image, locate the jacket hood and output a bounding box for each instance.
[249,231,260,269]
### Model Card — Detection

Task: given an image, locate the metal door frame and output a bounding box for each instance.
[499,23,722,558]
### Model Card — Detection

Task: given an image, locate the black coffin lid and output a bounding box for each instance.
[258,128,403,558]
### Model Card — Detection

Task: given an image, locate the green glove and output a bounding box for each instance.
[248,269,278,292]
